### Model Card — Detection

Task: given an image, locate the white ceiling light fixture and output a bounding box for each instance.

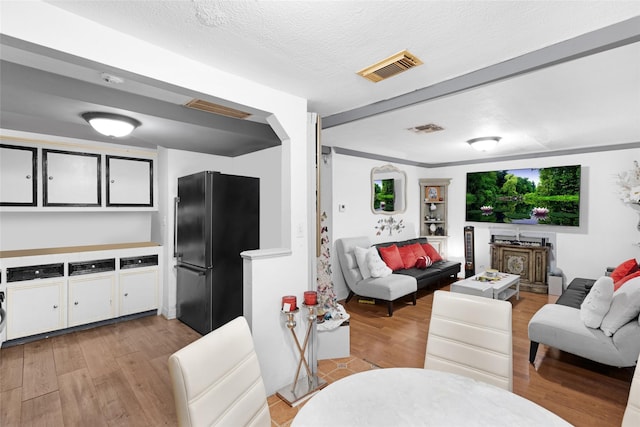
[82,112,141,138]
[467,136,501,152]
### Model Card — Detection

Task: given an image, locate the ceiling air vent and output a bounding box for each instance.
[185,99,251,119]
[408,123,444,134]
[357,50,423,82]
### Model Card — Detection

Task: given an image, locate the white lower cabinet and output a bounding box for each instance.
[68,272,115,327]
[119,266,158,316]
[7,278,66,340]
[1,247,161,345]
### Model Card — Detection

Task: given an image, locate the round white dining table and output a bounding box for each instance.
[291,368,572,427]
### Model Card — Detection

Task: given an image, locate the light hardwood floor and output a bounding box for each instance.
[0,285,635,426]
[345,285,635,427]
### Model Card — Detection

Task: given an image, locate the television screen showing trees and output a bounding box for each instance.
[466,165,580,226]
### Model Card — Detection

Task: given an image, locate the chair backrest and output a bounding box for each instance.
[622,360,640,426]
[425,290,513,391]
[168,316,270,427]
[335,236,371,290]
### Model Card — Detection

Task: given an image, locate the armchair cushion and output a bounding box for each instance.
[368,249,392,278]
[616,271,640,291]
[579,276,613,328]
[601,277,640,337]
[398,245,419,269]
[354,246,373,279]
[379,244,404,271]
[421,243,443,262]
[611,259,639,282]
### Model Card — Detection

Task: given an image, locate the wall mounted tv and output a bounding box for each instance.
[465,165,581,226]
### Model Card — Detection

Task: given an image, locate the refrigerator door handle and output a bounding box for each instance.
[174,264,209,276]
[173,196,180,258]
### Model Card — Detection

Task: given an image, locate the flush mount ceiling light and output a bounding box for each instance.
[467,136,501,152]
[82,112,141,138]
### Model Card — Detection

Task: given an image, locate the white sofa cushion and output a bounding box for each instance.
[354,246,373,279]
[367,248,392,278]
[580,276,614,328]
[601,277,640,337]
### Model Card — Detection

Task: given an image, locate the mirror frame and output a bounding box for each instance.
[371,164,407,215]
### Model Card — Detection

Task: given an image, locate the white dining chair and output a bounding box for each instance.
[622,360,640,426]
[425,290,513,391]
[168,316,271,427]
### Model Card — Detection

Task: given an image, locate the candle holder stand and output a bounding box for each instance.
[276,304,328,406]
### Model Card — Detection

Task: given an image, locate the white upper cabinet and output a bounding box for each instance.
[43,149,101,206]
[0,144,37,206]
[106,156,153,207]
[0,136,156,211]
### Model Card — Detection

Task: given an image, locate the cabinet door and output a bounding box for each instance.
[43,149,101,206]
[68,273,115,327]
[7,279,66,339]
[106,156,153,207]
[0,144,37,206]
[119,267,158,316]
[532,249,548,285]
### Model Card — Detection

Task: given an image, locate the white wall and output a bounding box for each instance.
[329,148,640,298]
[0,129,156,251]
[329,153,424,299]
[0,211,151,250]
[156,148,231,320]
[156,146,282,319]
[2,1,311,396]
[435,148,640,285]
[233,146,283,249]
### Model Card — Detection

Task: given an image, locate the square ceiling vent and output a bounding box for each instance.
[357,50,423,82]
[408,123,444,134]
[185,99,251,119]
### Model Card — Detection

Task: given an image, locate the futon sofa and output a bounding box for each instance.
[528,275,640,367]
[336,236,461,316]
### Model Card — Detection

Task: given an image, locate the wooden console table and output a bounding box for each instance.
[490,243,549,293]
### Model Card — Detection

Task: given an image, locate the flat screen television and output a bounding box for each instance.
[465,165,581,226]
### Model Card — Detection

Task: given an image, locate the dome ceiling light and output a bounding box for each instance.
[82,112,141,138]
[467,136,501,152]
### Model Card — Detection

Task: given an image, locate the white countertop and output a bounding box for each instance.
[0,242,161,259]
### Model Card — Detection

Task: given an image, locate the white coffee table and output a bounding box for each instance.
[451,272,520,301]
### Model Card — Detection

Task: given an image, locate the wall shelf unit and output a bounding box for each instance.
[419,178,451,258]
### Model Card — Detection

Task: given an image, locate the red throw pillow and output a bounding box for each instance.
[408,242,427,258]
[397,245,419,269]
[416,255,433,269]
[421,243,443,262]
[614,270,640,291]
[611,259,639,282]
[378,245,404,271]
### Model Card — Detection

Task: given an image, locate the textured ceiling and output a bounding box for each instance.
[45,0,640,116]
[2,1,639,163]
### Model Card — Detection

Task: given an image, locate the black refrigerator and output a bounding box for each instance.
[175,171,259,335]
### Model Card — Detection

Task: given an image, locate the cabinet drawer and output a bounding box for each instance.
[7,263,64,282]
[120,255,158,269]
[69,258,115,276]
